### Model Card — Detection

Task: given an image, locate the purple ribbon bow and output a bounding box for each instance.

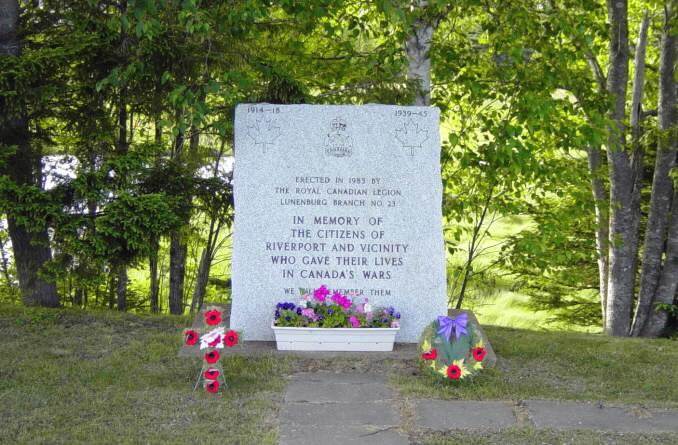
[437,313,468,341]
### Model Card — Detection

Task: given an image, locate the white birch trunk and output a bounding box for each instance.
[405,0,435,106]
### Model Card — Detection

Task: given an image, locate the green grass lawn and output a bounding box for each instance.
[0,305,289,444]
[393,325,678,408]
[1,305,676,444]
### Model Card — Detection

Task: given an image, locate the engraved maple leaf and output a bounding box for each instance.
[246,118,281,152]
[395,119,430,156]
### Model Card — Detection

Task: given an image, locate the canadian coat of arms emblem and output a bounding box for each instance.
[324,117,353,158]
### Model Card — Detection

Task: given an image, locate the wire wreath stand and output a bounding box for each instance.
[178,304,240,395]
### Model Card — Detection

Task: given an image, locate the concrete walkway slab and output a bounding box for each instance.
[278,371,678,444]
[279,372,405,444]
[279,425,408,445]
[415,400,517,431]
[281,400,400,427]
[289,371,388,385]
[527,400,678,433]
[285,381,395,403]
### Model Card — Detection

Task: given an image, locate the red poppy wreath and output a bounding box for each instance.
[205,380,220,394]
[204,309,222,326]
[204,350,220,364]
[203,368,220,380]
[184,329,199,346]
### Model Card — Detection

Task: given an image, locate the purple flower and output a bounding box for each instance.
[331,291,352,309]
[331,291,343,305]
[301,308,318,321]
[313,285,330,302]
[395,312,401,319]
[349,316,361,328]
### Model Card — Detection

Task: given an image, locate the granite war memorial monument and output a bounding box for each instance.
[230,104,447,341]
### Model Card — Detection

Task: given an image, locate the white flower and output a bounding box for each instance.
[199,327,225,350]
[298,300,308,308]
[363,303,373,313]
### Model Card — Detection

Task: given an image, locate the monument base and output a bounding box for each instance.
[272,325,399,352]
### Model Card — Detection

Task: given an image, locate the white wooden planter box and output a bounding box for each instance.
[272,325,399,351]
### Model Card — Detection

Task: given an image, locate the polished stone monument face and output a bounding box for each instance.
[230,104,447,341]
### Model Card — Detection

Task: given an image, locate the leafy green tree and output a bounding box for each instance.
[0,0,59,307]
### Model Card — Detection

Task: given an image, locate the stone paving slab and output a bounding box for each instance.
[415,400,517,431]
[285,381,395,403]
[280,372,404,444]
[279,425,408,445]
[289,371,387,385]
[282,401,400,427]
[526,400,678,433]
[279,371,678,445]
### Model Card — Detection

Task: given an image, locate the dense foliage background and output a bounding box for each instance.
[0,0,676,337]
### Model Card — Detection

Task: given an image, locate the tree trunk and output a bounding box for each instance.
[107,271,115,309]
[112,0,129,309]
[626,12,662,336]
[73,288,83,307]
[191,215,217,314]
[168,122,200,315]
[168,231,186,314]
[149,237,160,313]
[1,0,59,307]
[167,125,186,315]
[148,121,162,313]
[116,265,127,311]
[637,3,678,337]
[603,0,636,336]
[577,15,611,326]
[191,247,211,313]
[6,219,59,307]
[643,189,678,336]
[587,146,610,324]
[405,0,435,106]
